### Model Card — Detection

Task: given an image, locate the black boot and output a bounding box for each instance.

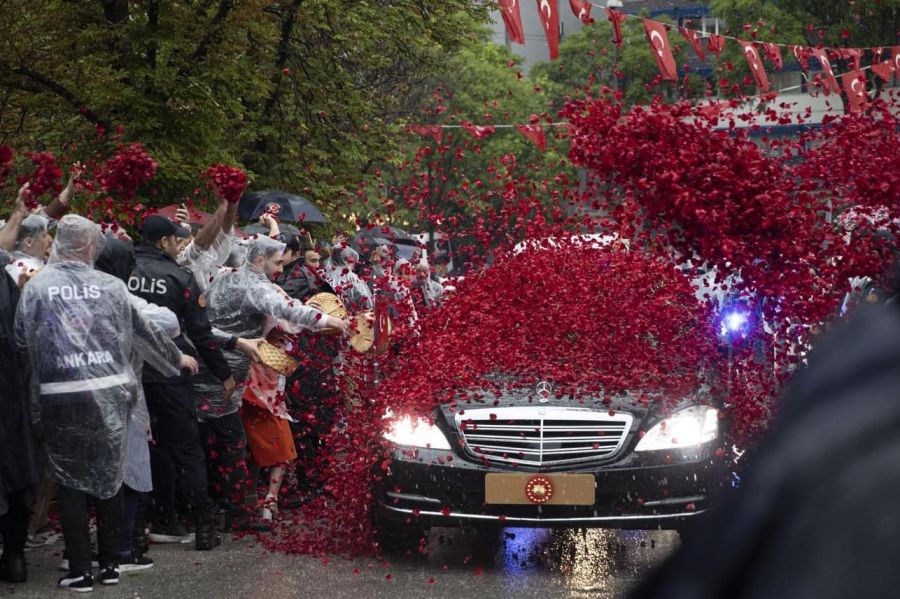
[0,552,27,583]
[194,511,221,551]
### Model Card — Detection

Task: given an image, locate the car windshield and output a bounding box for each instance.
[377,241,718,419]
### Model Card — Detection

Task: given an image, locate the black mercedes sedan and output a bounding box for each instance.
[374,383,728,539]
[371,240,736,544]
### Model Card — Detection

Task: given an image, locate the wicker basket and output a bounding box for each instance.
[349,311,392,355]
[258,341,299,376]
[305,292,347,334]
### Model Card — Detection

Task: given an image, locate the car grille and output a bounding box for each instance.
[454,406,633,468]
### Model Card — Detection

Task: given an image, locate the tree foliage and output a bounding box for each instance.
[0,0,490,211]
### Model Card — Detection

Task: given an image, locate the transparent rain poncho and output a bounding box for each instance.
[15,215,181,498]
[178,230,235,291]
[323,246,373,313]
[4,215,48,282]
[192,236,329,419]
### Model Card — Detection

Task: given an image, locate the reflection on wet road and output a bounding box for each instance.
[11,526,680,598]
[419,526,680,598]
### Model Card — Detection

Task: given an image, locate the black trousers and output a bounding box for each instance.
[199,412,248,512]
[0,490,29,558]
[57,485,123,574]
[144,382,214,519]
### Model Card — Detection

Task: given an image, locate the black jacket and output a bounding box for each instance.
[277,257,334,303]
[631,305,900,599]
[0,263,37,514]
[129,243,231,383]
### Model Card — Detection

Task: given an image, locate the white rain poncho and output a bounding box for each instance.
[191,236,329,419]
[413,274,444,308]
[178,230,234,291]
[323,246,373,312]
[4,215,49,282]
[15,215,181,498]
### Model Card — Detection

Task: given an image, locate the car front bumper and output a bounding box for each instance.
[375,443,728,529]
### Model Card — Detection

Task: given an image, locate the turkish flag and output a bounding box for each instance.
[679,26,706,62]
[892,47,900,75]
[811,49,841,95]
[536,0,560,60]
[842,48,862,71]
[607,8,628,49]
[461,122,496,139]
[569,0,591,24]
[871,60,895,82]
[516,124,547,151]
[498,0,525,45]
[642,19,677,81]
[707,34,725,58]
[738,40,769,91]
[763,43,783,70]
[790,45,810,71]
[408,125,443,144]
[841,71,867,113]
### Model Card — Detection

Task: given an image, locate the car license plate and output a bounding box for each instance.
[484,473,595,505]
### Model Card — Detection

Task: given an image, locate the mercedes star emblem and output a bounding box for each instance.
[536,381,552,403]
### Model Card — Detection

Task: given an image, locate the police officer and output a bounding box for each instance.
[129,215,233,551]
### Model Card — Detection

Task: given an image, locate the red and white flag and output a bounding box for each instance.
[536,0,560,60]
[408,125,443,144]
[568,0,591,24]
[841,71,867,113]
[811,49,841,95]
[607,8,628,49]
[461,122,496,139]
[763,43,783,70]
[498,0,525,45]
[707,34,725,58]
[642,19,677,81]
[871,59,895,82]
[679,26,706,62]
[892,47,900,74]
[516,124,547,151]
[790,45,810,70]
[842,48,862,71]
[738,40,769,91]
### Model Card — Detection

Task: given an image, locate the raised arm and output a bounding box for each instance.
[0,184,30,251]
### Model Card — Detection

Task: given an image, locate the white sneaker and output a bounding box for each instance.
[58,572,94,593]
[119,555,154,573]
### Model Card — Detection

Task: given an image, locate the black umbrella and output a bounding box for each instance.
[239,190,328,223]
[353,224,416,247]
[242,222,302,238]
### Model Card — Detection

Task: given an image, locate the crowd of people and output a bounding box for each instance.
[0,173,443,593]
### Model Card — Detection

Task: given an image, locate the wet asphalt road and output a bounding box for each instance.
[3,526,679,598]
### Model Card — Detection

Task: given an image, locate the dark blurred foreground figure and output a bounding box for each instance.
[631,303,900,599]
[0,249,38,584]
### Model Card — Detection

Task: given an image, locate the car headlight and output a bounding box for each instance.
[634,406,718,452]
[383,414,452,450]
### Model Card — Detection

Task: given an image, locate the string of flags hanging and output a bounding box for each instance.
[407,122,568,151]
[409,1,899,149]
[498,0,899,104]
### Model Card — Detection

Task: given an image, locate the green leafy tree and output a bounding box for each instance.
[0,0,489,213]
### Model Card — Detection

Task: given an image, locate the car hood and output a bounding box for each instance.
[436,386,713,428]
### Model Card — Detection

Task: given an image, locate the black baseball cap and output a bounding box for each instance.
[141,215,191,242]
